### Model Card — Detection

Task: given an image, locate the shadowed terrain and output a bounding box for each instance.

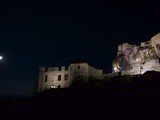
[1,72,160,119]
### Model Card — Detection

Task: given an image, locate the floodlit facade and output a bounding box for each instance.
[37,60,104,92]
[37,33,160,92]
[113,33,160,75]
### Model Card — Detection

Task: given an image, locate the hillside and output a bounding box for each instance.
[1,73,160,119]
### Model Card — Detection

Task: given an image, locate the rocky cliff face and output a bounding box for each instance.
[113,33,160,75]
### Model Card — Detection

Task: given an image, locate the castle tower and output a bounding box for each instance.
[112,33,160,75]
[69,60,89,85]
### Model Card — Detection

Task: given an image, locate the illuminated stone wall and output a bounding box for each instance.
[113,33,160,75]
[88,66,103,79]
[38,66,71,92]
[38,62,104,92]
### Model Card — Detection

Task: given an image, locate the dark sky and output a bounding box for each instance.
[0,0,160,96]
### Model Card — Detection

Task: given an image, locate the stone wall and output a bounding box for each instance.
[88,66,103,79]
[37,62,104,92]
[117,43,133,56]
[38,66,71,92]
[69,63,89,81]
[113,33,160,75]
[151,33,160,57]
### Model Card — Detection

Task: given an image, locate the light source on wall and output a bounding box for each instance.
[51,85,56,88]
[113,63,120,72]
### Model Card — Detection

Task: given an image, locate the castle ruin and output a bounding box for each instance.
[38,60,104,92]
[113,33,160,75]
[37,33,160,92]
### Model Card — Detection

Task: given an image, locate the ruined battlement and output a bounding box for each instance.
[39,66,69,72]
[113,33,160,75]
[37,61,104,92]
[38,33,160,92]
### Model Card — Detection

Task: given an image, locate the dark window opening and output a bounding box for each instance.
[78,66,80,69]
[65,67,68,71]
[58,75,61,81]
[65,74,68,80]
[58,85,61,88]
[158,58,160,64]
[58,67,61,71]
[45,75,47,82]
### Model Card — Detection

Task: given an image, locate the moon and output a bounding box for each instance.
[0,56,3,60]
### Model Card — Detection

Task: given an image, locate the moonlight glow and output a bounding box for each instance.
[0,56,3,60]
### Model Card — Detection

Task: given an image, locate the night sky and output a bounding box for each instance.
[0,0,160,96]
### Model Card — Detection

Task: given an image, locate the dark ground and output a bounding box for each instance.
[1,74,160,120]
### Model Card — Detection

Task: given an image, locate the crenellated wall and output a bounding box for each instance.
[38,66,70,92]
[37,62,104,92]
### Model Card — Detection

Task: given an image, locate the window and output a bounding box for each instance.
[78,65,80,69]
[65,67,68,71]
[65,74,68,80]
[58,75,61,81]
[58,67,61,71]
[45,75,47,82]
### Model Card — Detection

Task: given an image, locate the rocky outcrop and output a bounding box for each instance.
[113,33,160,75]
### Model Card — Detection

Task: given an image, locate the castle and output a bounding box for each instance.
[37,60,104,92]
[38,33,160,92]
[112,33,160,75]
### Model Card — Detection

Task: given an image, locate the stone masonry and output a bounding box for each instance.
[113,33,160,75]
[37,33,160,92]
[38,60,104,92]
